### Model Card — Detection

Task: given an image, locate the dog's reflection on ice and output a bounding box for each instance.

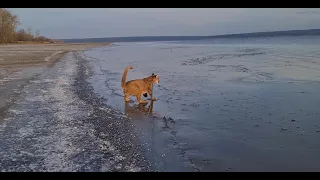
[124,100,159,119]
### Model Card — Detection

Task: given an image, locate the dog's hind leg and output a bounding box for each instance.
[124,94,131,103]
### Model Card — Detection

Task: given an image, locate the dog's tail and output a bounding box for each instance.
[121,66,133,89]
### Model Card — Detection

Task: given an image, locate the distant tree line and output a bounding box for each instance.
[0,8,59,44]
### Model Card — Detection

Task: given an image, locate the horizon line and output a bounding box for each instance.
[59,28,320,40]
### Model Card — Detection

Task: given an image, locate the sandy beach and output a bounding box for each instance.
[0,43,109,110]
[0,43,110,77]
[0,43,153,172]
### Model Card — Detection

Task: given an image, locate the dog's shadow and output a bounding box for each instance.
[124,100,156,119]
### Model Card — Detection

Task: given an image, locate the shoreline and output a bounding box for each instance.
[73,52,153,171]
[0,43,110,117]
[0,46,152,171]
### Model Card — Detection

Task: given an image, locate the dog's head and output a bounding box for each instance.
[151,73,160,84]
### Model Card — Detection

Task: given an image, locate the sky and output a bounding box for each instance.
[9,8,320,39]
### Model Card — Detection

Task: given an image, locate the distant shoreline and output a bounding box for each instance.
[60,29,320,43]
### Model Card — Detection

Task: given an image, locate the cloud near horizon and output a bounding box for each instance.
[9,8,320,39]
